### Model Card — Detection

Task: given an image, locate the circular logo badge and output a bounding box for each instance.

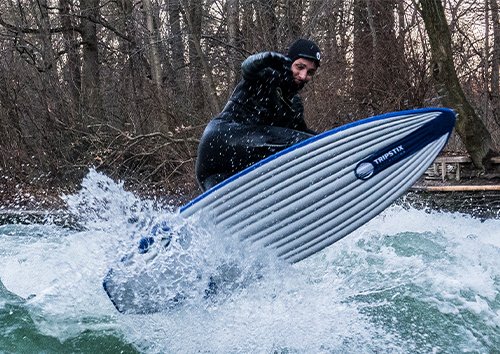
[355,162,375,180]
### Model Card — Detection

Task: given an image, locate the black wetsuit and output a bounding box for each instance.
[195,52,316,191]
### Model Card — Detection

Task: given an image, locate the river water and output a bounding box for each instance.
[1,170,499,353]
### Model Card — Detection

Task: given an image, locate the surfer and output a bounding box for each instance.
[196,38,321,191]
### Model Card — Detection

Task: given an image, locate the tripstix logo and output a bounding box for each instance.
[355,145,406,180]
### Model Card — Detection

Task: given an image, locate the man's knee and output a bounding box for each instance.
[199,173,231,192]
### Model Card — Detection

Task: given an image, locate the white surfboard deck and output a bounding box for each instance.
[180,108,456,263]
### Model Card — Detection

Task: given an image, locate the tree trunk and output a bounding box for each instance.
[0,70,24,156]
[142,0,163,89]
[33,0,64,159]
[227,0,240,87]
[371,0,410,111]
[241,1,255,52]
[80,0,102,129]
[353,0,374,115]
[490,0,500,124]
[168,0,186,92]
[368,0,387,110]
[116,0,138,131]
[182,0,220,116]
[35,0,57,74]
[255,0,278,49]
[284,0,302,42]
[419,0,494,169]
[59,0,81,124]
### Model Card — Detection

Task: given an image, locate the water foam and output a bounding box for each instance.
[0,170,498,352]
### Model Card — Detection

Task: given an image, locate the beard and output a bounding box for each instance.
[293,80,306,91]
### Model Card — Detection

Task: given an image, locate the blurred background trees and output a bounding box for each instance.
[0,0,498,197]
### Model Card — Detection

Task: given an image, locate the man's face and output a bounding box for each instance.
[291,58,318,89]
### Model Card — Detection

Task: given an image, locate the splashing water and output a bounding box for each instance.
[1,169,499,353]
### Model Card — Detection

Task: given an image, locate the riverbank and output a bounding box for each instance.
[2,186,499,228]
[1,160,499,225]
[0,173,198,227]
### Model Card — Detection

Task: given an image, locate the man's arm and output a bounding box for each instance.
[241,51,292,82]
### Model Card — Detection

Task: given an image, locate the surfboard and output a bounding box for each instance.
[179,107,455,263]
[103,108,456,313]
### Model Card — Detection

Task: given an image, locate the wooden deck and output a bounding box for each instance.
[423,155,500,182]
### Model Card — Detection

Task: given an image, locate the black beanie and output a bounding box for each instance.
[287,38,321,67]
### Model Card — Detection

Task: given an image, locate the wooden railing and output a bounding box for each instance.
[424,156,500,182]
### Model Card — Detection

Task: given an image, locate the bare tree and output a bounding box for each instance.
[352,0,375,115]
[418,0,495,169]
[168,0,186,92]
[227,0,241,87]
[59,0,81,123]
[490,0,500,123]
[0,65,25,162]
[80,0,102,128]
[1,0,499,197]
[283,0,303,42]
[114,0,145,132]
[182,0,220,116]
[142,0,163,89]
[240,0,255,52]
[352,0,411,115]
[254,0,278,49]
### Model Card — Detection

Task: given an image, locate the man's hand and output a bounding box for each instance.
[242,52,292,82]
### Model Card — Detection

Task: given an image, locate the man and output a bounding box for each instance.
[196,38,321,191]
